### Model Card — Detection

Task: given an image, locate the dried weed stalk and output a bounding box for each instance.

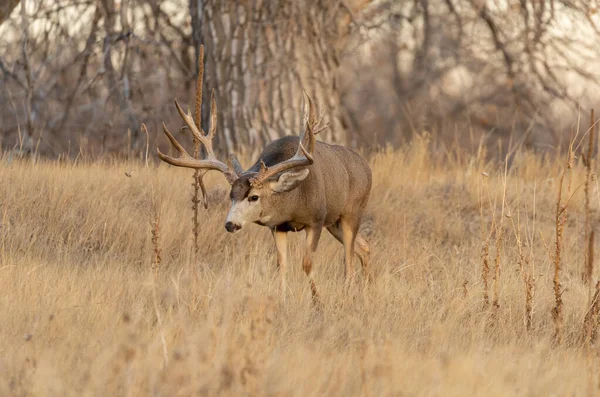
[191,45,206,264]
[482,239,491,309]
[584,281,600,345]
[492,226,504,314]
[583,111,597,347]
[140,123,151,170]
[491,160,508,316]
[151,209,162,273]
[583,109,596,284]
[552,142,574,345]
[587,228,596,294]
[509,202,535,332]
[524,272,535,331]
[479,172,492,309]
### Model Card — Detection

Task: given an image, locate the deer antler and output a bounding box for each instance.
[156,89,238,185]
[155,43,238,211]
[249,93,318,187]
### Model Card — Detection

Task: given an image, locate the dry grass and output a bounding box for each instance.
[1,136,600,396]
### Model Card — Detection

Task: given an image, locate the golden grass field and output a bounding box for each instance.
[2,135,600,396]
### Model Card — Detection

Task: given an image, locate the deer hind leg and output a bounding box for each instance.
[354,235,372,283]
[303,226,323,305]
[327,221,370,281]
[272,228,288,301]
[339,217,359,285]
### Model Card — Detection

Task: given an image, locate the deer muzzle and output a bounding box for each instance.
[225,221,242,233]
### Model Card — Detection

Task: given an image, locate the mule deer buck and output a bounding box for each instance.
[156,85,372,302]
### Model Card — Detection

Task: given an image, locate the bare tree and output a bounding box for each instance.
[0,0,194,156]
[0,0,20,26]
[343,0,600,150]
[199,0,372,153]
[0,0,598,157]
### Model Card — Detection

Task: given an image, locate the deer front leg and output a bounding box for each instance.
[272,228,288,301]
[303,226,323,305]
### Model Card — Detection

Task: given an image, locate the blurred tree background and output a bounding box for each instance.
[0,0,599,158]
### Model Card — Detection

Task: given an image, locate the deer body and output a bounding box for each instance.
[222,134,372,300]
[153,61,372,301]
[227,136,371,232]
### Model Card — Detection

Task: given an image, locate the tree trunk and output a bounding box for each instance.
[98,0,140,147]
[0,0,20,26]
[189,0,203,75]
[201,0,363,154]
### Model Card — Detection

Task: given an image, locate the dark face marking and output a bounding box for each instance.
[272,222,305,232]
[229,175,253,201]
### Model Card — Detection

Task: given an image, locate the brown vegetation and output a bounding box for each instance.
[1,133,600,394]
[1,1,599,156]
[3,1,600,394]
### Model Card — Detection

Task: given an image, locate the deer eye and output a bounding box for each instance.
[248,195,259,202]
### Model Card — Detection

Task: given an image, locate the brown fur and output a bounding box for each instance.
[157,92,372,301]
[246,135,372,231]
[228,135,373,300]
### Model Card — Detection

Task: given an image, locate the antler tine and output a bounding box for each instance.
[250,93,316,186]
[174,98,222,160]
[298,92,309,141]
[310,99,329,135]
[229,153,244,175]
[307,94,317,127]
[161,123,188,156]
[174,99,204,142]
[157,123,194,163]
[305,93,317,153]
[155,43,239,193]
[157,106,238,180]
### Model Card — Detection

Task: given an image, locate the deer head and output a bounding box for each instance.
[156,91,319,234]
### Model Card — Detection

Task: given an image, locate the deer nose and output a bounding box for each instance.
[225,221,241,233]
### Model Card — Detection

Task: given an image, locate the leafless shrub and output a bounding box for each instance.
[1,1,599,158]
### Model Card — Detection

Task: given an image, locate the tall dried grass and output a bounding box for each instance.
[191,45,206,266]
[0,138,598,395]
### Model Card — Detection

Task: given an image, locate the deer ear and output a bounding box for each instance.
[269,168,310,193]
